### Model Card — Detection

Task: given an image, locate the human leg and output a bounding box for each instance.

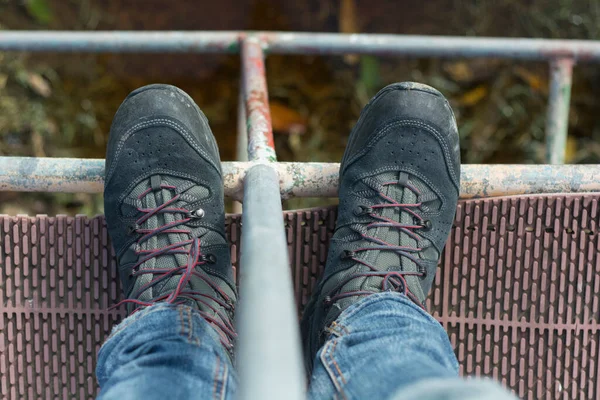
[303,82,514,400]
[97,84,237,399]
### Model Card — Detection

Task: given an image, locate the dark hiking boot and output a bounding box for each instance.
[301,82,460,370]
[104,84,237,354]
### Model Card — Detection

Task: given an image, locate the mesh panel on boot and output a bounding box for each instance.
[125,175,213,300]
[338,171,439,300]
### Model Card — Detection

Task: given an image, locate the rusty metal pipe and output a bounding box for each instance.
[0,31,243,52]
[0,157,105,193]
[3,32,600,62]
[241,37,277,162]
[2,157,600,201]
[263,33,600,61]
[234,76,248,213]
[545,58,574,164]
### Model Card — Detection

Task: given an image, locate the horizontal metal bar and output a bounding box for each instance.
[0,31,241,52]
[2,157,600,200]
[263,33,600,60]
[0,157,105,193]
[2,31,600,61]
[236,164,305,400]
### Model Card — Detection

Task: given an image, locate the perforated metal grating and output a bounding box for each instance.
[1,193,599,399]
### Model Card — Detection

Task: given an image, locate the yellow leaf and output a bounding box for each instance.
[270,102,307,135]
[444,61,473,83]
[565,136,577,163]
[27,72,52,98]
[514,66,546,93]
[458,85,488,106]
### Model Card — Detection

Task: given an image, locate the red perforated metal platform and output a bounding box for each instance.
[1,193,600,399]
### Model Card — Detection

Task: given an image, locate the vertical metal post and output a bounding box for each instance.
[233,78,249,213]
[545,58,574,164]
[236,83,249,163]
[240,37,277,162]
[236,36,306,400]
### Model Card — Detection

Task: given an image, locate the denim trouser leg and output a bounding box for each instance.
[96,304,236,400]
[96,294,514,400]
[307,292,515,400]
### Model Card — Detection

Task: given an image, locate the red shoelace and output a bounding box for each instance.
[111,184,237,349]
[325,180,428,307]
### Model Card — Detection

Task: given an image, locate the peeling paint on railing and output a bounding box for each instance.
[2,157,599,201]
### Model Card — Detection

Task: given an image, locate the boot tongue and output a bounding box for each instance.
[138,181,188,301]
[120,175,236,346]
[324,171,443,322]
[368,171,419,275]
[123,175,212,302]
[364,171,439,298]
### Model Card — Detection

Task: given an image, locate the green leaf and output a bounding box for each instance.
[25,0,53,25]
[359,56,381,96]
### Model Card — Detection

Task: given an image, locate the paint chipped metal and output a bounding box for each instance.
[5,31,600,62]
[2,157,600,201]
[545,58,574,164]
[241,37,277,162]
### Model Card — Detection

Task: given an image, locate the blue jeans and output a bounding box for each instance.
[96,293,514,400]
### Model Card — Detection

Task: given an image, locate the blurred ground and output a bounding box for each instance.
[1,0,600,215]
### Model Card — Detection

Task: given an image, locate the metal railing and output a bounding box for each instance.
[4,31,600,163]
[2,31,600,400]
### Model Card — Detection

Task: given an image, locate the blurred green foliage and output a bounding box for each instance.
[1,0,600,215]
[25,0,53,25]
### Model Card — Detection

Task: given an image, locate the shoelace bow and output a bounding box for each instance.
[111,184,237,349]
[325,179,429,308]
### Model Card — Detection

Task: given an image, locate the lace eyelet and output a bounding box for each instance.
[420,219,432,231]
[126,224,138,235]
[190,208,205,219]
[353,205,372,216]
[201,253,217,264]
[340,250,355,260]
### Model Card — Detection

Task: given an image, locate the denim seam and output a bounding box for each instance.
[179,306,185,338]
[320,339,348,399]
[333,393,346,400]
[189,307,201,346]
[326,321,350,338]
[186,307,193,343]
[212,356,220,399]
[219,359,229,400]
[324,323,339,338]
[320,341,340,392]
[330,340,347,385]
[212,355,228,400]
